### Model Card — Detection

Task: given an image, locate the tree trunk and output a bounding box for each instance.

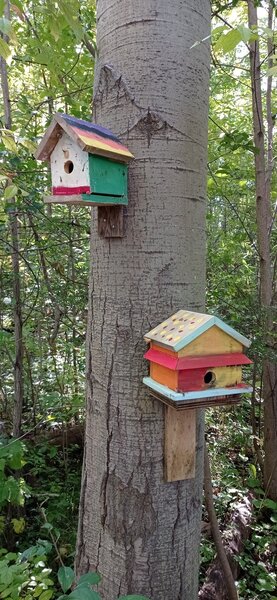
[75,2,211,598]
[247,0,277,501]
[0,0,24,437]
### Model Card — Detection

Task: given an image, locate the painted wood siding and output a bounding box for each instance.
[50,133,89,192]
[178,325,243,357]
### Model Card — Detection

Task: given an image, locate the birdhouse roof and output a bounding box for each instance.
[144,310,251,352]
[35,113,134,163]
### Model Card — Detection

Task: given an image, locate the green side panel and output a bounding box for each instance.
[81,194,128,205]
[89,155,127,197]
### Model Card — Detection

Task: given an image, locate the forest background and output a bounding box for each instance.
[0,0,276,599]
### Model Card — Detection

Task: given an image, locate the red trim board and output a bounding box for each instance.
[52,186,91,195]
[144,349,252,371]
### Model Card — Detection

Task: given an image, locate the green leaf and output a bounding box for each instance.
[40,591,54,600]
[34,585,45,598]
[69,586,101,600]
[41,522,53,531]
[267,66,277,77]
[237,24,252,43]
[262,498,277,510]
[11,517,25,533]
[19,138,37,153]
[248,464,256,478]
[212,25,227,37]
[214,28,242,54]
[0,37,11,60]
[50,20,60,42]
[1,132,17,153]
[78,572,101,586]
[58,566,75,593]
[59,1,84,42]
[4,184,18,200]
[263,27,274,39]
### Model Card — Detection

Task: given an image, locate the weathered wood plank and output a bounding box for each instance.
[164,407,196,481]
[98,206,124,237]
[35,121,63,161]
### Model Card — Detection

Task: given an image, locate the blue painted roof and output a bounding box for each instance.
[60,114,121,143]
[144,309,251,352]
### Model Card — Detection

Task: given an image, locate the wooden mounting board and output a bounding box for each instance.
[98,206,124,238]
[149,389,242,411]
[165,407,196,481]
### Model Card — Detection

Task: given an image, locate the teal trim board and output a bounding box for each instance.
[143,377,253,404]
[81,193,128,205]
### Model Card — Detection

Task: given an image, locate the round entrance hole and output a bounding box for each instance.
[204,371,216,385]
[64,160,74,174]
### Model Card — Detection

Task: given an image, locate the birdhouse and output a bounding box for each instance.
[143,309,252,409]
[143,310,253,482]
[35,113,134,207]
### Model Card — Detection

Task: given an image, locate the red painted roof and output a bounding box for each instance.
[144,349,252,371]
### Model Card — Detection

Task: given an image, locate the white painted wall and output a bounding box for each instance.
[50,133,89,190]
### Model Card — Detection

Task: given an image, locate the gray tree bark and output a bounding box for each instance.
[75,2,211,598]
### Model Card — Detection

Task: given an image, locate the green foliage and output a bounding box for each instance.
[0,542,54,599]
[201,402,276,599]
[0,438,30,513]
[0,0,276,597]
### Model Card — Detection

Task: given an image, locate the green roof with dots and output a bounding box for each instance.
[144,310,251,352]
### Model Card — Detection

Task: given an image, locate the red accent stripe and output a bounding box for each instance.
[52,186,90,195]
[144,349,252,371]
[71,126,131,153]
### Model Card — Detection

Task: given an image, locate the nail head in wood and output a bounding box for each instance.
[98,206,124,238]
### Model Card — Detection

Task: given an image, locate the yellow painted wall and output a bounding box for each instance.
[206,366,242,388]
[178,325,243,357]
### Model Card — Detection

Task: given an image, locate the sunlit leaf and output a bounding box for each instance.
[1,131,18,153]
[11,517,25,533]
[40,591,54,600]
[267,66,277,77]
[0,37,11,60]
[4,184,18,199]
[214,28,242,54]
[237,24,252,43]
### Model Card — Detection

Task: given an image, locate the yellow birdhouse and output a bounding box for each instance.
[143,309,252,410]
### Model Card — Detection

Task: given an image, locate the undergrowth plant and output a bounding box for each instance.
[200,401,277,600]
[0,545,150,600]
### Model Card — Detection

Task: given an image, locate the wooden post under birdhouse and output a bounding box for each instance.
[143,309,253,482]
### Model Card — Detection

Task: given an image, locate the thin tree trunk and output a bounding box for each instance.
[75,1,211,598]
[247,0,276,500]
[200,443,238,600]
[10,214,24,437]
[0,0,24,437]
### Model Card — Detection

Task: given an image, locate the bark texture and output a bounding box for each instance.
[75,2,211,598]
